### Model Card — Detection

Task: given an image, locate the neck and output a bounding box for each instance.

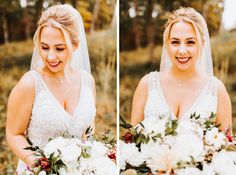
[43,67,66,79]
[170,66,199,81]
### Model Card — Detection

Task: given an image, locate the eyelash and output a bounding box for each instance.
[170,41,195,45]
[41,47,65,51]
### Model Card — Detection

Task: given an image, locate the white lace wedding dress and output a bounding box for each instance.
[144,71,217,120]
[16,70,96,173]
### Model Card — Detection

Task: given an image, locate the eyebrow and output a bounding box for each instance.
[40,42,66,46]
[170,37,197,40]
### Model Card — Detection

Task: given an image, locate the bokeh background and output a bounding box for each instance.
[120,0,236,132]
[0,0,116,173]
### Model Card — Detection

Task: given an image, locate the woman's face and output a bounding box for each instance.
[167,21,200,72]
[39,26,70,74]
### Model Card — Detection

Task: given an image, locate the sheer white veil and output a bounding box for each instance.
[30,4,91,74]
[160,9,213,76]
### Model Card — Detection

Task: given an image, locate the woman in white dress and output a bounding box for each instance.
[6,4,96,173]
[131,7,232,132]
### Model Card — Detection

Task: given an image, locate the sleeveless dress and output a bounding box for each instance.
[16,70,96,173]
[144,71,218,120]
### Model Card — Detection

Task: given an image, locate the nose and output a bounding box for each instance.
[47,51,56,60]
[178,45,187,55]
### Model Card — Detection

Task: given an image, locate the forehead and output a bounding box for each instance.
[169,21,197,39]
[40,26,66,45]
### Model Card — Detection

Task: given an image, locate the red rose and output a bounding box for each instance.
[39,157,51,172]
[122,132,133,143]
[108,147,116,160]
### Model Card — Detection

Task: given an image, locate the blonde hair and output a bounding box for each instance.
[163,7,205,45]
[32,4,80,74]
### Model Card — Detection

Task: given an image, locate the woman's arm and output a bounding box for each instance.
[130,74,149,125]
[216,79,232,132]
[6,72,36,166]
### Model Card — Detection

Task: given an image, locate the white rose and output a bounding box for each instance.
[119,140,145,167]
[212,151,236,175]
[205,128,226,150]
[174,167,202,175]
[177,120,203,139]
[170,134,204,165]
[202,162,216,175]
[144,143,171,172]
[61,144,82,163]
[90,157,117,175]
[38,171,47,175]
[43,137,67,156]
[90,141,108,158]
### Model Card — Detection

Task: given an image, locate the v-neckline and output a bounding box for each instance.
[156,72,211,119]
[36,71,82,119]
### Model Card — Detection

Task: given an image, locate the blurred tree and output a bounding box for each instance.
[90,0,100,32]
[77,0,93,32]
[120,0,225,52]
[0,0,21,44]
[95,0,115,30]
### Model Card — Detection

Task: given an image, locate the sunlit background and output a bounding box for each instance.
[0,0,116,173]
[120,0,236,134]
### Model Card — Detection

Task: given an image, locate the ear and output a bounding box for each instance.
[73,41,79,51]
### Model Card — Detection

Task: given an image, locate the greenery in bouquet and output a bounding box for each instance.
[20,129,116,175]
[120,113,236,175]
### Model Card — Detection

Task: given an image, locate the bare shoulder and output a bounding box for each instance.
[136,73,149,91]
[216,78,228,96]
[10,71,35,96]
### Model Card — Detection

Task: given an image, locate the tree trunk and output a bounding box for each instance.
[111,3,117,28]
[133,0,141,49]
[71,0,77,8]
[2,12,9,44]
[90,0,100,33]
[146,0,155,63]
[23,6,31,40]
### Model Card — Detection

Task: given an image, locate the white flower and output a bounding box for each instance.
[90,141,108,158]
[38,171,47,175]
[61,144,81,163]
[143,143,171,172]
[177,119,204,139]
[58,167,80,175]
[119,140,145,168]
[212,151,236,175]
[202,162,216,175]
[79,157,116,175]
[205,127,226,150]
[174,167,202,175]
[43,137,68,156]
[136,117,167,138]
[170,134,204,165]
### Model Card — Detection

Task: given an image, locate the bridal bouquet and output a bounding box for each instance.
[120,113,236,175]
[20,130,116,175]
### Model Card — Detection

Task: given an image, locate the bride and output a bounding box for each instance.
[131,7,232,132]
[6,4,96,173]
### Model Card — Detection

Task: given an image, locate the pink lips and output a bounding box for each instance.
[48,61,61,68]
[176,57,191,64]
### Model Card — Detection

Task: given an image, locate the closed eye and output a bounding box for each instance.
[41,46,49,50]
[187,40,195,45]
[56,48,65,51]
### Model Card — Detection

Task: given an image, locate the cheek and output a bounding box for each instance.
[167,45,178,57]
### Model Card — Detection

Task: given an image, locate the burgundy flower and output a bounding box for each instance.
[122,132,133,143]
[225,130,233,142]
[108,147,116,160]
[39,157,51,172]
[226,133,233,142]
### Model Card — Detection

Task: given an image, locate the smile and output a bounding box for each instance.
[47,61,61,67]
[176,57,191,64]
